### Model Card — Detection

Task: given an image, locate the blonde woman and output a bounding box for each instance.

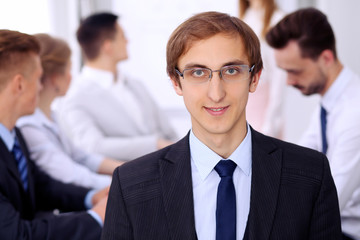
[240,0,287,138]
[17,34,122,189]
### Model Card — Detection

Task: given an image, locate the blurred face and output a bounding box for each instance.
[171,33,259,142]
[111,23,128,62]
[274,40,327,96]
[54,60,72,96]
[20,54,43,116]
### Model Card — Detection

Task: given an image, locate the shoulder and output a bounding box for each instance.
[114,134,189,187]
[253,129,328,174]
[17,112,42,128]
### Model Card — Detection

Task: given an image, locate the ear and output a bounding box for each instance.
[170,77,183,96]
[319,49,335,66]
[102,39,113,55]
[249,69,262,93]
[11,73,24,95]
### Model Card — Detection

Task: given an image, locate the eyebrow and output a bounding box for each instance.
[183,60,249,70]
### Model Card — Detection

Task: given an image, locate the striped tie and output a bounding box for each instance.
[12,137,28,191]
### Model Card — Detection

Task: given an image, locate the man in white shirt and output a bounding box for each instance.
[101,11,341,240]
[59,12,178,161]
[266,8,360,240]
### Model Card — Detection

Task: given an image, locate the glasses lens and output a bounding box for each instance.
[184,68,211,83]
[221,65,249,82]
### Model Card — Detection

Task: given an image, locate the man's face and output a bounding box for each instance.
[20,54,43,116]
[171,33,259,141]
[274,40,327,96]
[111,23,128,62]
[54,60,72,97]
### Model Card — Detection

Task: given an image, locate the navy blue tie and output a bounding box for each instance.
[320,106,328,154]
[12,136,29,191]
[214,160,237,240]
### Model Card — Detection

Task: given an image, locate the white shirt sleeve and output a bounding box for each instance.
[19,125,111,190]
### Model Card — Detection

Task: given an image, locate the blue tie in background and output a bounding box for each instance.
[215,160,237,240]
[12,136,29,191]
[320,106,328,154]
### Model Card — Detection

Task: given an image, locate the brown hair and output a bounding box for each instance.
[166,11,262,86]
[266,8,337,60]
[239,0,277,39]
[33,33,71,84]
[77,12,118,60]
[0,29,40,91]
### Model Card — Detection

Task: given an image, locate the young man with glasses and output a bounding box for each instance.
[102,11,341,240]
[267,8,360,240]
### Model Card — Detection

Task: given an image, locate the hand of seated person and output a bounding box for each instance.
[92,186,109,206]
[91,196,108,222]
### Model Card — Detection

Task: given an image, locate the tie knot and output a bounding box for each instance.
[215,160,236,177]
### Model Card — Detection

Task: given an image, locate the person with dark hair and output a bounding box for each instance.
[0,29,107,240]
[59,12,178,161]
[266,7,360,240]
[16,33,121,190]
[101,11,341,240]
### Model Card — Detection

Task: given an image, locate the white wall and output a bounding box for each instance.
[1,0,357,143]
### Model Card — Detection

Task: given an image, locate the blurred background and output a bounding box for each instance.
[1,0,359,143]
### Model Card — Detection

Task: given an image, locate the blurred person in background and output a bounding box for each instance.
[59,12,178,161]
[17,33,122,190]
[0,29,107,240]
[239,0,287,138]
[267,8,360,240]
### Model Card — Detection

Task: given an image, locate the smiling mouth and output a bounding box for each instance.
[209,107,226,112]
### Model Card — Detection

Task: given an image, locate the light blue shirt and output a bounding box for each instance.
[0,123,102,226]
[0,123,16,151]
[190,124,252,240]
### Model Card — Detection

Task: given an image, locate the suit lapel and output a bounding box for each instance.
[245,129,282,239]
[15,128,36,211]
[159,134,197,239]
[0,137,24,189]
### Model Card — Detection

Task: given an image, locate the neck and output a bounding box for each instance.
[321,60,343,96]
[249,0,264,10]
[193,123,248,159]
[86,57,118,80]
[38,90,56,119]
[0,100,17,131]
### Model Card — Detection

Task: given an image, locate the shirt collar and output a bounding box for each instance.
[0,123,16,151]
[81,66,125,89]
[189,124,252,180]
[321,67,349,112]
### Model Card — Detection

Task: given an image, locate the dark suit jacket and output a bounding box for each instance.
[0,128,102,240]
[102,128,342,240]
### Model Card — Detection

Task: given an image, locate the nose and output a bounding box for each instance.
[207,72,225,103]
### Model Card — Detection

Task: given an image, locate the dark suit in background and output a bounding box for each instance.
[0,128,101,240]
[102,129,341,240]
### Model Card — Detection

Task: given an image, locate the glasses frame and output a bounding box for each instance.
[175,64,255,83]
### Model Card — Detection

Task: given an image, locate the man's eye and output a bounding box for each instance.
[191,69,206,77]
[224,67,241,75]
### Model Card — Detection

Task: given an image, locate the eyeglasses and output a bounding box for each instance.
[175,64,255,84]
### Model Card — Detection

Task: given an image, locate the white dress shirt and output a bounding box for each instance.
[17,108,111,189]
[190,124,252,240]
[300,67,360,239]
[58,66,178,161]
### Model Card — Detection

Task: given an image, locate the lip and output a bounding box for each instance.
[204,106,229,116]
